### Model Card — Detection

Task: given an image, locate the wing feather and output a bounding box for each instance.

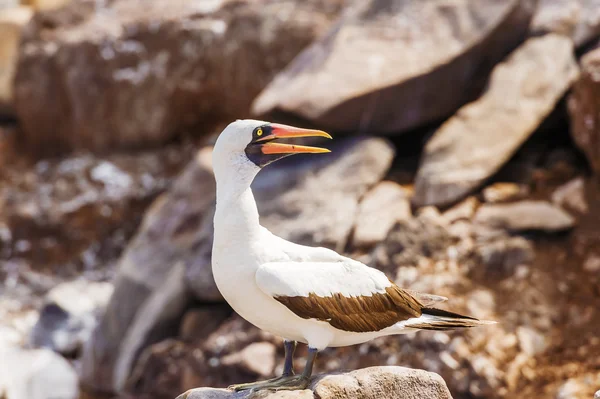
[256,260,424,333]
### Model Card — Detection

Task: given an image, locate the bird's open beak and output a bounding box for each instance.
[256,123,332,154]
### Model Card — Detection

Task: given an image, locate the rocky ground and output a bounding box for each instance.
[1,0,600,399]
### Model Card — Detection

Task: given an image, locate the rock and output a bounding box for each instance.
[0,348,79,399]
[568,48,600,175]
[352,181,411,247]
[0,142,193,282]
[255,137,394,252]
[178,366,453,399]
[441,197,480,224]
[516,326,548,356]
[530,0,600,48]
[414,34,579,207]
[14,0,345,154]
[482,183,528,203]
[556,379,586,399]
[179,305,232,344]
[125,339,201,399]
[80,148,215,393]
[29,280,113,355]
[83,137,393,394]
[221,342,277,378]
[474,233,535,277]
[583,254,600,272]
[253,0,536,134]
[551,177,588,213]
[0,6,33,116]
[374,213,455,271]
[24,0,72,10]
[474,201,576,232]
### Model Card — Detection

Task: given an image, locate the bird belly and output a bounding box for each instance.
[213,260,412,348]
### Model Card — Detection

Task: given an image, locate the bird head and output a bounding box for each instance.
[214,119,332,170]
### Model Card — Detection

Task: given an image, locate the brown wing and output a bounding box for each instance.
[274,284,424,333]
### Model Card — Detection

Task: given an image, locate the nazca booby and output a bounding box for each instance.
[211,119,495,392]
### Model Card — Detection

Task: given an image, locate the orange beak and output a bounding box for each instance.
[256,123,332,154]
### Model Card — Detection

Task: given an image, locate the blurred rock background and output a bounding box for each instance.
[1,0,600,398]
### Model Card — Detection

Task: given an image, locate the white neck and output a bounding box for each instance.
[213,153,262,244]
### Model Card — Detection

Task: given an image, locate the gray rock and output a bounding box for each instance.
[474,234,535,277]
[14,0,346,153]
[530,0,600,48]
[253,0,536,134]
[178,366,453,399]
[374,213,455,272]
[414,34,579,207]
[352,181,411,248]
[568,48,600,175]
[0,348,79,399]
[474,201,576,232]
[29,280,113,355]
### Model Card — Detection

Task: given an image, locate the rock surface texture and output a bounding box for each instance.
[568,47,600,175]
[0,6,32,116]
[414,34,579,207]
[178,366,453,399]
[14,0,346,153]
[474,201,576,232]
[530,0,600,47]
[0,348,79,399]
[253,0,536,134]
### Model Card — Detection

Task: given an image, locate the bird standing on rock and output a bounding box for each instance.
[211,119,495,393]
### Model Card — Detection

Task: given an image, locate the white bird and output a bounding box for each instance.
[211,119,495,392]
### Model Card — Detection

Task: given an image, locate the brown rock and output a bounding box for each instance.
[414,34,579,207]
[530,0,600,47]
[0,142,193,279]
[474,200,576,232]
[551,177,588,214]
[221,342,277,378]
[253,0,536,134]
[0,6,32,116]
[482,183,528,203]
[179,305,232,344]
[178,366,453,399]
[22,0,72,10]
[352,181,411,248]
[441,197,480,224]
[568,48,600,175]
[14,0,345,154]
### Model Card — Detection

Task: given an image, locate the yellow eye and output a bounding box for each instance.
[257,128,263,136]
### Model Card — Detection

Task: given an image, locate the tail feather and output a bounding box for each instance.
[408,307,496,331]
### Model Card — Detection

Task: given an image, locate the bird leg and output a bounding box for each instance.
[244,347,318,393]
[228,340,297,391]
